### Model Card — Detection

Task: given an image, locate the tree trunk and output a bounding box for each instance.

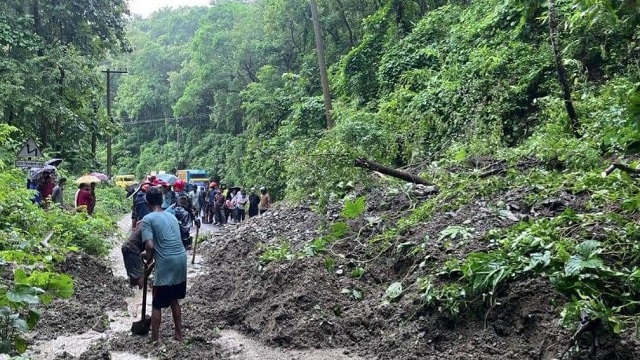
[55,66,64,144]
[354,157,437,189]
[33,0,47,148]
[334,0,355,47]
[309,0,334,128]
[91,132,97,158]
[548,0,580,136]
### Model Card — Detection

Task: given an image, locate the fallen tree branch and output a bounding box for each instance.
[354,157,437,190]
[41,231,54,248]
[477,167,507,179]
[601,163,640,177]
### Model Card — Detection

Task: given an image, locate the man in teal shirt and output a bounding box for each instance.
[141,186,187,342]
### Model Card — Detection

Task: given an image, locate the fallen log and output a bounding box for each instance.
[477,167,507,179]
[354,158,438,190]
[601,163,640,177]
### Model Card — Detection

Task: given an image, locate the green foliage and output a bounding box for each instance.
[0,267,74,354]
[341,287,364,301]
[258,242,293,266]
[385,281,403,301]
[0,0,129,171]
[419,172,640,332]
[350,267,366,279]
[341,197,366,219]
[0,131,129,354]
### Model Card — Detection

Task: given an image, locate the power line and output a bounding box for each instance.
[119,113,210,125]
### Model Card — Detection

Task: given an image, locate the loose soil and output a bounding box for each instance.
[33,253,134,341]
[28,175,640,359]
[186,184,640,360]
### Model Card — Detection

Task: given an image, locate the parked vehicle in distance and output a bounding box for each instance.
[177,169,209,184]
[114,174,137,188]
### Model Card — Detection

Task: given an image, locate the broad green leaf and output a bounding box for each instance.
[6,286,41,305]
[565,256,604,276]
[386,282,403,300]
[14,336,28,353]
[329,222,348,239]
[12,318,28,332]
[575,240,601,259]
[27,308,41,330]
[13,269,27,284]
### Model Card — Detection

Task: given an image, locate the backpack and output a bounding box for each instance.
[172,206,193,241]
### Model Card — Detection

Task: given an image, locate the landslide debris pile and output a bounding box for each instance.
[34,253,133,340]
[192,158,640,359]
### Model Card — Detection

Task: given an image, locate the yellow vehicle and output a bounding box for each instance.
[114,175,137,188]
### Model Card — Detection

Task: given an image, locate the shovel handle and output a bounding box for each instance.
[191,226,200,265]
[140,266,148,320]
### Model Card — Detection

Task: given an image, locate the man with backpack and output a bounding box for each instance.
[166,196,200,250]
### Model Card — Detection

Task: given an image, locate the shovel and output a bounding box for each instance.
[131,265,151,335]
[191,221,200,265]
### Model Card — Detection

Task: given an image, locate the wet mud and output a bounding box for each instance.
[26,177,640,359]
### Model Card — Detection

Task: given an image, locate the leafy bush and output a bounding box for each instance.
[0,126,130,354]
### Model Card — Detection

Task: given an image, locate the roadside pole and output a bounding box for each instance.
[102,68,128,179]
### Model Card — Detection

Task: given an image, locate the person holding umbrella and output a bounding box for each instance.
[74,175,100,214]
[76,183,93,212]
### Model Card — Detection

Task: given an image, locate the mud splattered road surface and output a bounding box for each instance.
[28,216,362,360]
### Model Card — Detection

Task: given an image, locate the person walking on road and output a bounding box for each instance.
[214,189,226,225]
[258,187,271,215]
[140,186,187,343]
[234,190,247,222]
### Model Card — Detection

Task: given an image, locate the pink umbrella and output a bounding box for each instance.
[90,172,109,182]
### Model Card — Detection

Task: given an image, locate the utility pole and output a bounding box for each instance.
[102,68,127,178]
[309,0,334,128]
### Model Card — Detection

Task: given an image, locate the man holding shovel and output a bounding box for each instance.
[140,186,188,342]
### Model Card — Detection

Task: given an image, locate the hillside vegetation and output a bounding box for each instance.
[111,0,639,199]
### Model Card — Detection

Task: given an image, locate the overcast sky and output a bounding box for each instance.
[128,0,211,18]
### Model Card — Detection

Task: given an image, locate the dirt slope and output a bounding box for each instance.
[189,188,640,359]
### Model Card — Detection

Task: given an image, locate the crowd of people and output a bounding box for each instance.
[200,183,271,225]
[123,174,273,342]
[30,172,100,215]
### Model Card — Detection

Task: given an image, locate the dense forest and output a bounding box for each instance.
[0,0,129,172]
[109,0,640,202]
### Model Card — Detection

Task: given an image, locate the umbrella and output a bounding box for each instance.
[30,165,57,183]
[90,172,109,182]
[157,173,178,185]
[75,175,101,184]
[45,158,63,167]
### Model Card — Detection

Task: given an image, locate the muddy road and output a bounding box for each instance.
[27,216,362,360]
